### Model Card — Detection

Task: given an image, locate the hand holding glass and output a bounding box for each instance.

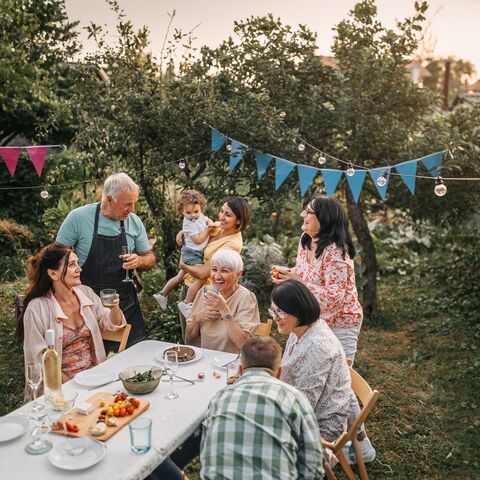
[100,289,117,307]
[121,246,132,283]
[164,351,179,400]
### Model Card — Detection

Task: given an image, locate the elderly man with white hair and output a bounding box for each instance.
[185,248,260,353]
[56,172,155,347]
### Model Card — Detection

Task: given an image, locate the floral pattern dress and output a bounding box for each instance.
[294,241,363,329]
[62,324,96,379]
[280,320,351,442]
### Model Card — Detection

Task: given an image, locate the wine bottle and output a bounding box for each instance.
[42,329,62,405]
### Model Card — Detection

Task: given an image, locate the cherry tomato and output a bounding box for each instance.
[113,408,120,417]
[126,406,134,415]
[120,407,126,417]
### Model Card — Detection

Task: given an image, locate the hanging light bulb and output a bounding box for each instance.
[226,144,231,152]
[178,158,186,170]
[376,170,389,187]
[434,177,447,196]
[346,163,355,176]
[298,143,306,152]
[40,187,49,199]
[279,111,286,120]
[317,153,327,165]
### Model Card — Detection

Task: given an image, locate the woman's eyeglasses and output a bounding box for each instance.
[268,307,287,319]
[303,208,315,215]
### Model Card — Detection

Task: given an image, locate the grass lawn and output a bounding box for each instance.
[1,273,478,479]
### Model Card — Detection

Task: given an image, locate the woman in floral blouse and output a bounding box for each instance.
[272,196,376,462]
[272,194,363,362]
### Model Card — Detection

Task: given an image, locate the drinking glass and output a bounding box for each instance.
[100,288,117,307]
[164,351,179,400]
[25,420,52,455]
[121,245,132,283]
[25,362,46,419]
[129,417,152,454]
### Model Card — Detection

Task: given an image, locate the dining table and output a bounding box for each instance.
[0,340,238,479]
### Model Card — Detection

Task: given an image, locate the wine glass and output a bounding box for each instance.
[25,362,46,419]
[164,351,179,400]
[121,245,132,283]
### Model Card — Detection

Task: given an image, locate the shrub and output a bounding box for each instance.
[0,220,34,281]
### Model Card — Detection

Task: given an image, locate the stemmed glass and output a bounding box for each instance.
[164,351,179,400]
[121,245,132,283]
[25,362,46,420]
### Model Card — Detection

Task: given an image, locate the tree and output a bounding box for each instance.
[0,0,80,145]
[330,0,432,315]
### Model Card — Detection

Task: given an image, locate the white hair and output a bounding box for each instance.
[210,248,244,274]
[102,173,139,200]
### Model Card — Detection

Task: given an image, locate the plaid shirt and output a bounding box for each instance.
[200,369,324,480]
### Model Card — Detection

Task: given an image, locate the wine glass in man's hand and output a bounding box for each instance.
[121,245,132,283]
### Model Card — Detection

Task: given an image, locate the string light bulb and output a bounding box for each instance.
[40,187,49,199]
[346,163,355,176]
[376,170,389,187]
[178,159,186,170]
[226,144,231,152]
[298,143,305,152]
[317,153,327,165]
[434,177,447,196]
[279,111,286,120]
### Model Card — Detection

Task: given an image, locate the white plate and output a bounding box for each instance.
[0,415,29,442]
[211,353,239,370]
[73,368,117,388]
[154,345,203,365]
[48,438,106,471]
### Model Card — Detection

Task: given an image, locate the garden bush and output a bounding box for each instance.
[0,220,35,281]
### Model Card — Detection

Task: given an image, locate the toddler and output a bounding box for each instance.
[154,189,218,316]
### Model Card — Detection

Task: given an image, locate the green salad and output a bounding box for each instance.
[126,369,156,383]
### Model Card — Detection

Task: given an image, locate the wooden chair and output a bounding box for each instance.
[254,319,273,336]
[321,367,379,480]
[101,324,131,355]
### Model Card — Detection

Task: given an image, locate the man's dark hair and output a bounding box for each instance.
[241,336,282,370]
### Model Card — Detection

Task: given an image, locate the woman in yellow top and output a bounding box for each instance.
[177,196,250,320]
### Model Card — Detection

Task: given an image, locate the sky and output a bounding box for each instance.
[65,0,480,78]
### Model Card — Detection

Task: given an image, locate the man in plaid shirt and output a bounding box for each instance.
[200,336,324,479]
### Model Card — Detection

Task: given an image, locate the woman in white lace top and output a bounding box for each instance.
[270,279,351,442]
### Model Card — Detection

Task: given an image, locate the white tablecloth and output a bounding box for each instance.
[0,340,236,479]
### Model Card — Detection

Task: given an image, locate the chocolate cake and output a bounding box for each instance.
[165,346,196,363]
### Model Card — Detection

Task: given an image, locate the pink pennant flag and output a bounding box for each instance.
[26,146,48,177]
[0,147,21,177]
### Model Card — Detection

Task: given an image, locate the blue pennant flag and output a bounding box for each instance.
[211,128,227,153]
[369,167,390,201]
[229,139,247,172]
[345,170,367,203]
[320,169,343,197]
[420,151,444,177]
[395,160,417,195]
[275,157,296,190]
[297,165,319,197]
[255,152,273,180]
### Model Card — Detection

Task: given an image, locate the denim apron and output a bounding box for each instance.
[80,204,145,348]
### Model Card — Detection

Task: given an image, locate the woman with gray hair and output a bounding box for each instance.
[185,248,260,353]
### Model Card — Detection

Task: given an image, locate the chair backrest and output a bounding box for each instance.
[321,367,379,480]
[254,319,273,336]
[348,367,379,435]
[101,324,131,353]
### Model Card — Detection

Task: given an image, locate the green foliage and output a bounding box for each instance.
[241,235,285,310]
[0,0,80,144]
[0,220,34,281]
[420,224,480,320]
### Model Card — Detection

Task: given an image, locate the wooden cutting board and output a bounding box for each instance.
[50,391,149,441]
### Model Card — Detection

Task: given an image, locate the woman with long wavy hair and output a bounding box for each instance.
[17,243,125,399]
